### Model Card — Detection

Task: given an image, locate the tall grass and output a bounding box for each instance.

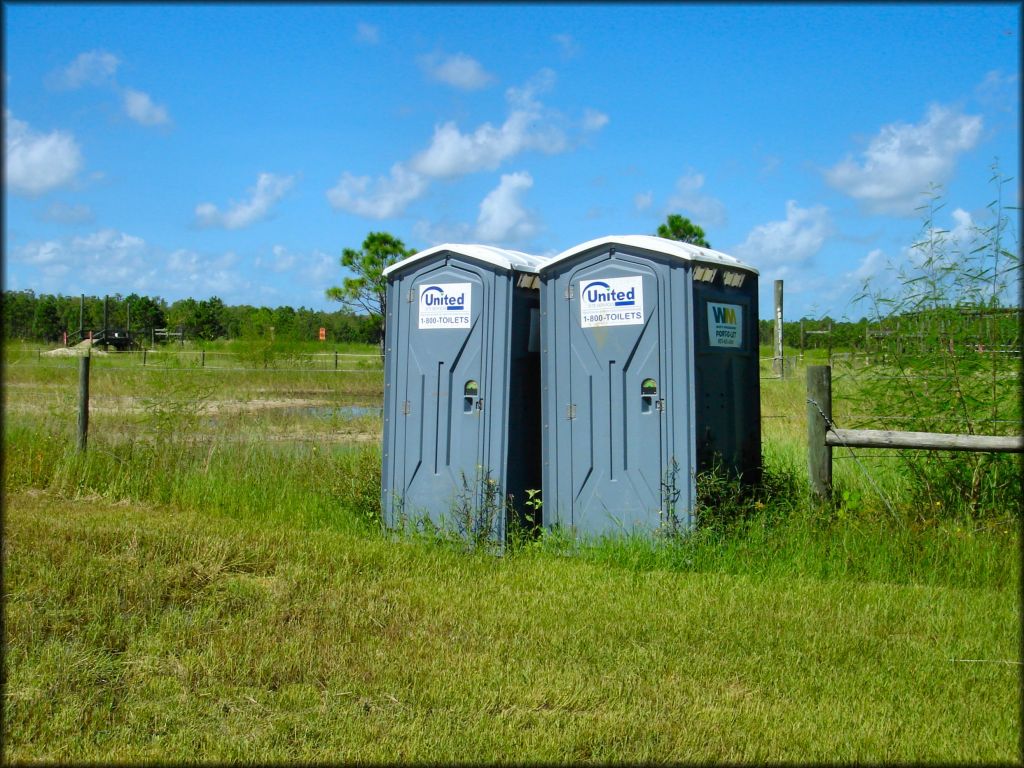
[4,490,1018,764]
[5,406,1016,593]
[4,421,382,536]
[848,168,1021,518]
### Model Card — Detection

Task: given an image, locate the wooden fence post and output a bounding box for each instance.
[807,365,832,499]
[78,352,90,452]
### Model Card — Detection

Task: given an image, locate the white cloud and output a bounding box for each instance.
[634,191,653,211]
[947,208,975,244]
[15,239,64,266]
[73,228,147,255]
[825,104,983,216]
[166,249,243,295]
[411,117,549,177]
[272,244,297,271]
[50,50,171,130]
[553,33,580,58]
[41,263,73,281]
[54,50,120,89]
[475,171,538,243]
[4,111,83,196]
[419,52,495,91]
[412,218,472,245]
[327,69,598,220]
[505,67,557,109]
[254,244,297,273]
[975,69,1019,113]
[11,229,255,299]
[41,201,94,224]
[582,108,609,131]
[326,162,427,219]
[14,229,148,286]
[122,88,171,126]
[666,171,727,228]
[249,246,349,302]
[166,248,202,274]
[355,22,380,45]
[411,72,567,178]
[733,200,832,267]
[905,208,979,271]
[846,248,890,284]
[834,226,987,307]
[196,172,296,229]
[302,250,337,284]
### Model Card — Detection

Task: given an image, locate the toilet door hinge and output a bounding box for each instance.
[656,399,665,413]
[566,403,576,420]
[407,288,415,303]
[564,284,574,300]
[401,400,411,415]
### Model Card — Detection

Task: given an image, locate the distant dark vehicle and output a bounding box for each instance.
[90,328,135,350]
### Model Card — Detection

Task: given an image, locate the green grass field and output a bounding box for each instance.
[3,342,1020,763]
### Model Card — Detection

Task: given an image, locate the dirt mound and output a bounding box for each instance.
[41,346,109,357]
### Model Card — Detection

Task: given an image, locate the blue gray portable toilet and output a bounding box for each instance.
[381,243,547,541]
[539,235,761,538]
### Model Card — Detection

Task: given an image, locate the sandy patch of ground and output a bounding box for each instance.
[41,346,109,357]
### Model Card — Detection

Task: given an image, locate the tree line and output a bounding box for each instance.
[6,289,1014,352]
[2,290,381,345]
[2,286,913,352]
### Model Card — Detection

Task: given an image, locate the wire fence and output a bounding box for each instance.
[8,349,1017,435]
[7,348,385,373]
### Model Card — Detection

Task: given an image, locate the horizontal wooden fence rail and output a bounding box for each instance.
[825,429,1023,453]
[806,365,1022,499]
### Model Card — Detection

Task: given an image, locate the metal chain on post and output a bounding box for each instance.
[806,395,901,524]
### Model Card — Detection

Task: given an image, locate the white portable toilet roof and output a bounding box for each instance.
[541,235,759,275]
[383,243,547,278]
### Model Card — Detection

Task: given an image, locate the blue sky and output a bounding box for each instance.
[4,3,1020,320]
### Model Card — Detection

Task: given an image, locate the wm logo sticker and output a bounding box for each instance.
[711,305,737,325]
[707,302,742,348]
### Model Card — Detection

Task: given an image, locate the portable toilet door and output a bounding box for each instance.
[380,243,546,541]
[539,234,760,538]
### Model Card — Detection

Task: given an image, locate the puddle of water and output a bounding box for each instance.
[285,405,382,418]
